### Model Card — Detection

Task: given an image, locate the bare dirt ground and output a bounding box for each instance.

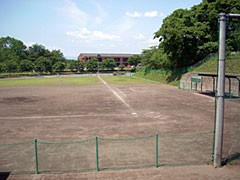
[0,79,239,179]
[0,83,216,141]
[5,165,240,180]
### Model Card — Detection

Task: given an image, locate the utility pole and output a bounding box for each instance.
[214,12,240,168]
[214,12,226,168]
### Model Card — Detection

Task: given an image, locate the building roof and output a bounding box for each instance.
[196,72,240,78]
[79,53,139,58]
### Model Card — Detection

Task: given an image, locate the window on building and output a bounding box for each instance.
[114,58,120,62]
[123,58,128,62]
[98,58,102,62]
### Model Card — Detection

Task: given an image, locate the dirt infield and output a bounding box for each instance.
[0,82,216,141]
[0,76,239,178]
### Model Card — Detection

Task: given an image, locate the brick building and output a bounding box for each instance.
[78,53,138,67]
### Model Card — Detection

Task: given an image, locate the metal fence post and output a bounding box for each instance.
[34,138,39,174]
[156,133,158,168]
[96,136,99,172]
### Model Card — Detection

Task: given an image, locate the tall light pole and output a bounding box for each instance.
[214,12,226,168]
[214,13,240,168]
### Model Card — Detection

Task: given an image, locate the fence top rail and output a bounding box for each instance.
[38,138,95,144]
[99,135,155,141]
[0,140,33,146]
[197,72,240,78]
[158,131,213,137]
[0,131,214,145]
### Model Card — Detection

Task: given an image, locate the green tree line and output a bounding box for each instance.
[142,0,240,70]
[0,36,140,73]
[0,36,67,73]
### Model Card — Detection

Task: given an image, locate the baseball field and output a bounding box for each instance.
[0,75,239,176]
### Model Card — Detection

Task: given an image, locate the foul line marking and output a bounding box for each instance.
[116,88,127,97]
[0,114,130,120]
[129,87,136,92]
[98,75,130,108]
[132,76,160,83]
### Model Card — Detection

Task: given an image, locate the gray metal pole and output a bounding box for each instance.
[214,12,226,168]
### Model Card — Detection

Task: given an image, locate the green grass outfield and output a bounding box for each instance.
[101,76,152,84]
[0,76,151,87]
[0,77,101,87]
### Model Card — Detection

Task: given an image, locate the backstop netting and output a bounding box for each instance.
[98,135,156,170]
[221,15,240,164]
[158,132,213,166]
[37,138,96,173]
[0,132,213,174]
[0,141,35,174]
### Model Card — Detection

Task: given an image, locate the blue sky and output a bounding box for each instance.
[0,0,202,59]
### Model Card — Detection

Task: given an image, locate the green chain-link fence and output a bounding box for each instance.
[0,131,213,175]
[0,141,35,174]
[220,16,240,164]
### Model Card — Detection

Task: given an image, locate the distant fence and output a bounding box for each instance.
[0,71,134,79]
[0,72,134,79]
[0,132,213,175]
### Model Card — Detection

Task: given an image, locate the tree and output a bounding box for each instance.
[101,58,116,70]
[0,36,67,73]
[35,57,52,72]
[0,36,26,63]
[69,61,84,72]
[86,58,98,71]
[5,60,18,73]
[19,60,34,72]
[119,64,125,71]
[153,0,240,69]
[53,62,66,72]
[140,47,168,69]
[128,55,141,66]
[0,63,7,73]
[49,50,65,65]
[27,44,47,62]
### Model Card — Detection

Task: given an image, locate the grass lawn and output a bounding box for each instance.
[0,77,101,87]
[101,76,152,84]
[193,54,240,74]
[0,76,152,87]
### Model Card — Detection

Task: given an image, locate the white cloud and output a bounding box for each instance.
[125,10,165,18]
[46,45,64,51]
[92,31,120,40]
[81,27,91,35]
[24,41,36,47]
[59,0,88,26]
[66,28,91,39]
[92,0,107,24]
[66,27,120,41]
[132,33,159,46]
[66,31,87,39]
[125,11,142,18]
[147,38,159,45]
[133,33,145,40]
[144,10,158,17]
[116,18,136,34]
[25,41,64,51]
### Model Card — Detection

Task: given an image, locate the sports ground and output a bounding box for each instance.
[0,75,239,179]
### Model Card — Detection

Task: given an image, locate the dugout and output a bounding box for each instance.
[195,72,240,97]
